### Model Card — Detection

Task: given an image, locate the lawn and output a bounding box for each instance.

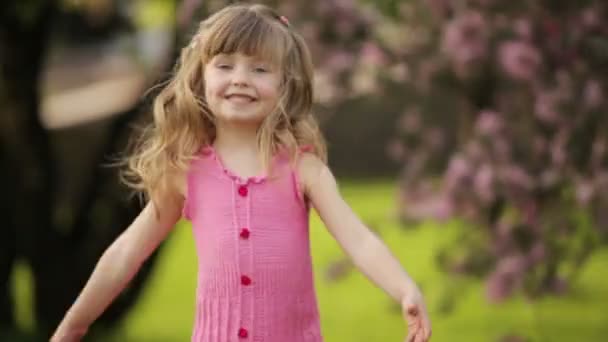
[14,180,608,341]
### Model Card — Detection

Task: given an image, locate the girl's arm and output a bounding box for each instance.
[298,154,431,342]
[51,182,185,341]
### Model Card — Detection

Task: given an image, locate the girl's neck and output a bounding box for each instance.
[213,120,261,157]
[212,122,265,180]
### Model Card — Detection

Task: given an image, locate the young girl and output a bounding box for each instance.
[51,3,431,342]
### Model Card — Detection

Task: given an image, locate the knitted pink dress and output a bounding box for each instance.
[182,145,323,342]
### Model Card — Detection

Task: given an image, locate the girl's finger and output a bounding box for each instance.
[409,331,418,342]
[415,331,425,342]
[412,325,423,342]
[408,327,419,342]
[422,315,432,340]
[423,323,432,341]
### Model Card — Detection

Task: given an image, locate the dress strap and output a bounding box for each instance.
[182,145,211,220]
[292,145,314,209]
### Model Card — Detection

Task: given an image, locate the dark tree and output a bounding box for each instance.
[0,1,194,339]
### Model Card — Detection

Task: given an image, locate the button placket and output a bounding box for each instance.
[235,181,253,338]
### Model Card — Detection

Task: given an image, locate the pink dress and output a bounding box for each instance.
[182,145,323,342]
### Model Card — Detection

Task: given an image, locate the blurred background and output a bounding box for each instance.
[1,0,607,341]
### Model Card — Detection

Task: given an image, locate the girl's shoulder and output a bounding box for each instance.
[295,146,328,196]
[169,167,188,198]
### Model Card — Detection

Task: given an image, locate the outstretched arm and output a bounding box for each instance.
[51,191,184,341]
[298,154,431,342]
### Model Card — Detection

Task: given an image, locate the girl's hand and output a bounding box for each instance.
[402,289,432,342]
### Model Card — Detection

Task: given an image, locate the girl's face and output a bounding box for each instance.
[204,52,282,126]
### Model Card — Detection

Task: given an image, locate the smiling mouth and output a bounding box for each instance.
[225,94,256,102]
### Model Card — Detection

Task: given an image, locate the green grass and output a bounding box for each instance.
[14,180,608,341]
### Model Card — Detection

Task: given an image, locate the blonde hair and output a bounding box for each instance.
[122,3,327,206]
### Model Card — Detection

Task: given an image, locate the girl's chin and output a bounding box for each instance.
[216,114,266,126]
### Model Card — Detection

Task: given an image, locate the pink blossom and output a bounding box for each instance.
[445,155,473,190]
[360,41,387,66]
[475,110,503,136]
[431,194,455,221]
[333,0,357,12]
[514,18,533,41]
[496,221,514,239]
[401,192,454,221]
[415,59,442,93]
[575,180,594,206]
[486,255,527,302]
[502,165,534,190]
[498,40,541,82]
[534,91,560,125]
[486,271,511,302]
[499,254,529,275]
[335,17,356,38]
[583,79,603,109]
[550,142,567,166]
[386,139,405,161]
[389,63,410,82]
[474,164,495,203]
[523,201,539,227]
[325,50,356,73]
[425,127,445,150]
[441,11,488,75]
[528,242,546,264]
[491,137,511,160]
[581,7,601,30]
[424,0,451,19]
[316,2,332,16]
[465,140,485,161]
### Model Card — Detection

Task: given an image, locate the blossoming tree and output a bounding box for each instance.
[385,0,608,301]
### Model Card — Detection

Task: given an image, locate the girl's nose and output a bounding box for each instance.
[231,66,250,87]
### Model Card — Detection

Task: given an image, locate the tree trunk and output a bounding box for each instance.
[0,1,57,335]
[0,1,173,338]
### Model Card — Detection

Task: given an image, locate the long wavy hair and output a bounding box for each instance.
[122,3,327,207]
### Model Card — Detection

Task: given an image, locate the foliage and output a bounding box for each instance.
[379,0,608,302]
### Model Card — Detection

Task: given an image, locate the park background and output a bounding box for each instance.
[1,0,607,341]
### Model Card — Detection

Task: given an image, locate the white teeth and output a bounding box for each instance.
[227,95,254,102]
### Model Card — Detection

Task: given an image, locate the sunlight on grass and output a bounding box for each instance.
[12,259,34,332]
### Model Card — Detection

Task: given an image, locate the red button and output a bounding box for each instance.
[240,228,250,239]
[241,275,252,286]
[238,185,248,197]
[238,328,248,338]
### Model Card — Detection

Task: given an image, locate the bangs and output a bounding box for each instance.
[202,9,291,66]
